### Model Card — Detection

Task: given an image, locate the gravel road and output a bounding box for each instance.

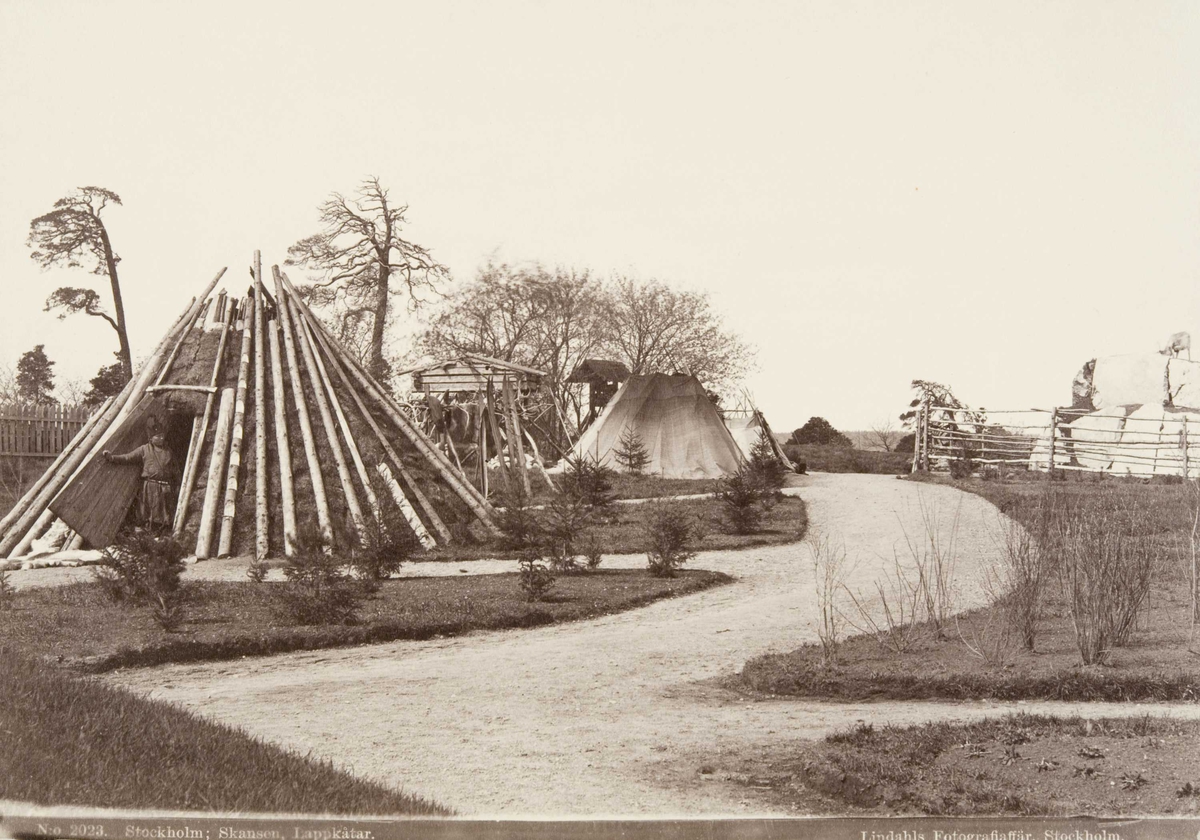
[103,474,1200,817]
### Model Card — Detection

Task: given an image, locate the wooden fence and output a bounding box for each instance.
[0,403,90,459]
[912,401,1200,478]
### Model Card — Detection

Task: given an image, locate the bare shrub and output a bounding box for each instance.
[809,533,851,666]
[955,606,1016,669]
[994,514,1048,651]
[643,501,700,578]
[246,559,269,583]
[898,495,961,637]
[1052,488,1155,664]
[840,548,928,655]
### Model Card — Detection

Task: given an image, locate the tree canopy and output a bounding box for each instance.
[287,177,449,381]
[789,417,852,448]
[16,345,56,405]
[82,352,126,409]
[28,187,132,382]
[416,261,755,431]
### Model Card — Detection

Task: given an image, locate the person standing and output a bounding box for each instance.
[104,431,175,529]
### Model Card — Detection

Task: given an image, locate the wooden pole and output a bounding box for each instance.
[1048,408,1058,477]
[174,295,238,537]
[296,305,381,525]
[253,252,269,559]
[2,274,220,556]
[375,462,436,549]
[272,268,333,547]
[196,388,235,559]
[503,378,531,497]
[268,318,298,556]
[280,272,500,531]
[217,296,253,557]
[1183,415,1190,480]
[154,295,206,387]
[485,385,512,495]
[8,509,56,559]
[299,301,452,546]
[286,292,367,543]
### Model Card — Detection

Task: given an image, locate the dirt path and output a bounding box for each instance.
[105,474,1200,818]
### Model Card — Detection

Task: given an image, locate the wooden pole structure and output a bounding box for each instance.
[485,385,512,495]
[280,272,499,531]
[295,306,381,525]
[174,295,238,537]
[217,296,253,557]
[285,292,367,543]
[1,274,221,556]
[299,302,451,546]
[196,388,236,559]
[503,378,531,497]
[272,268,333,546]
[268,318,298,556]
[1183,415,1190,481]
[253,252,269,559]
[154,295,207,387]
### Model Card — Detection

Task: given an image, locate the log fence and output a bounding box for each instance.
[912,400,1200,479]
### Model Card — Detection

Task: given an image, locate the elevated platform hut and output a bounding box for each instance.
[567,359,630,432]
[400,354,557,498]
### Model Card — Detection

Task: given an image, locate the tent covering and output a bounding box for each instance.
[1086,353,1200,412]
[571,373,743,479]
[723,409,795,471]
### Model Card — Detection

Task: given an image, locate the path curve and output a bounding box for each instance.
[105,474,1200,818]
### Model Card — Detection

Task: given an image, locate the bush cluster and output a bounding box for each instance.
[642,500,701,578]
[718,430,788,534]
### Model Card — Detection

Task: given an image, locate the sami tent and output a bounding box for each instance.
[570,373,743,479]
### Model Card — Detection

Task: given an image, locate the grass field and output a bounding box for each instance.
[1,568,731,671]
[703,713,1200,816]
[0,646,450,814]
[426,494,808,561]
[783,443,911,475]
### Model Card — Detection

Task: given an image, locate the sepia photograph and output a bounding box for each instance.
[1,1,1198,836]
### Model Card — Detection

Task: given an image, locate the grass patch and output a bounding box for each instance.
[734,479,1200,702]
[784,444,911,474]
[0,645,449,813]
[1,569,731,672]
[703,712,1200,816]
[428,495,807,562]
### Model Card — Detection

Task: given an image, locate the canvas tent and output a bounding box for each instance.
[570,373,743,479]
[1073,353,1200,413]
[0,258,499,566]
[1029,403,1200,477]
[723,408,796,471]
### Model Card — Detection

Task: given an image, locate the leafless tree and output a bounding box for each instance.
[867,417,901,452]
[605,275,755,393]
[28,187,132,382]
[287,177,449,381]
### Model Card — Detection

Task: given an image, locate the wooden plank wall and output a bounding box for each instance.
[0,403,89,459]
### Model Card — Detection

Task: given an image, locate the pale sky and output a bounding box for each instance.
[1,0,1197,433]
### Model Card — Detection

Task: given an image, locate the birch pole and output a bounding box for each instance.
[272,268,333,547]
[196,388,236,559]
[268,318,298,556]
[485,384,512,495]
[174,297,237,537]
[298,301,450,546]
[280,272,499,529]
[253,252,269,559]
[296,312,382,523]
[217,296,253,557]
[285,291,367,542]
